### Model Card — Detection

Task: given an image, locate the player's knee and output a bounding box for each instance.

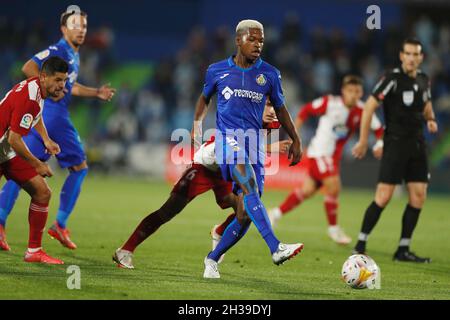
[326,186,340,198]
[34,184,52,203]
[410,190,427,207]
[216,200,230,210]
[237,214,251,226]
[71,163,89,172]
[248,178,258,194]
[375,192,391,207]
[301,186,314,198]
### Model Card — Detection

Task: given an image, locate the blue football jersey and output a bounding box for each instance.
[31,38,80,118]
[203,56,285,133]
[203,56,285,165]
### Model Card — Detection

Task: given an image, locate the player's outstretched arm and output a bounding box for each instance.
[352,96,379,159]
[22,59,40,78]
[191,94,210,149]
[274,105,302,166]
[72,82,116,101]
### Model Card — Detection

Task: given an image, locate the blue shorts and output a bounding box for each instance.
[217,137,265,197]
[25,115,86,169]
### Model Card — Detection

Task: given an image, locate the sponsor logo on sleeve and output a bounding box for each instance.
[35,49,50,60]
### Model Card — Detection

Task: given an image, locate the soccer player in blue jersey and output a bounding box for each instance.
[0,6,115,251]
[194,20,304,278]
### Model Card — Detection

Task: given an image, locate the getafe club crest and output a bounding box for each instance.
[256,74,267,86]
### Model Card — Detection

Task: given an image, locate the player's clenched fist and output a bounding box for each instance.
[288,139,302,166]
[44,139,61,155]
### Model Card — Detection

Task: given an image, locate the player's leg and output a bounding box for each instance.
[210,186,238,263]
[394,143,431,262]
[268,176,317,227]
[56,161,88,229]
[4,156,63,264]
[0,181,21,228]
[322,175,351,245]
[114,164,211,268]
[123,192,189,252]
[0,132,49,251]
[354,183,396,253]
[47,119,88,249]
[47,161,88,250]
[393,182,430,262]
[234,163,303,264]
[208,193,250,260]
[0,181,21,251]
[204,193,252,278]
[354,137,404,254]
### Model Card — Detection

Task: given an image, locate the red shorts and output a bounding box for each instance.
[171,163,233,208]
[0,156,38,186]
[306,156,339,184]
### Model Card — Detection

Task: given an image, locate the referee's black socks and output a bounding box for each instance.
[354,201,384,253]
[397,204,422,252]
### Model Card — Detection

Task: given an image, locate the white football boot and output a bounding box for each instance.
[328,225,352,245]
[272,242,304,265]
[113,248,135,269]
[268,207,282,227]
[210,225,225,263]
[203,257,220,279]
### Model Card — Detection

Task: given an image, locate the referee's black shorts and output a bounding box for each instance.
[378,135,430,184]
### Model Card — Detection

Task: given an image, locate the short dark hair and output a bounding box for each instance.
[41,56,69,75]
[401,38,423,52]
[342,75,363,87]
[60,9,87,27]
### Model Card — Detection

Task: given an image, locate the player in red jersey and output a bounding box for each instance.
[112,103,289,269]
[266,75,384,244]
[0,56,68,263]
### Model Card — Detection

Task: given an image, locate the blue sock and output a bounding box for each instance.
[208,217,250,262]
[56,168,88,228]
[0,180,21,227]
[244,192,280,254]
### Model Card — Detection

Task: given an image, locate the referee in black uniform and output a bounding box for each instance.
[352,38,438,262]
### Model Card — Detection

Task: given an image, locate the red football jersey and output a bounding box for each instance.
[0,77,44,163]
[0,77,43,139]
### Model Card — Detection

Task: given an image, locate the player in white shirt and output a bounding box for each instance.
[267,75,384,244]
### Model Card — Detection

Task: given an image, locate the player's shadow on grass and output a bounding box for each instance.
[203,272,341,299]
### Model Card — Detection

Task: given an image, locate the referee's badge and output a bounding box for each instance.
[256,74,267,86]
[402,91,414,106]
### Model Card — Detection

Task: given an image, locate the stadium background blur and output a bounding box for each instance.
[1,0,449,192]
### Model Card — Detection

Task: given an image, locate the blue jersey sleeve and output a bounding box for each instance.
[202,66,217,100]
[269,69,285,109]
[31,46,65,70]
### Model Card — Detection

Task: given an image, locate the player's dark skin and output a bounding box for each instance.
[190,28,303,227]
[232,28,302,198]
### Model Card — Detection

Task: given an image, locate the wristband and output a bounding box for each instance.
[372,139,384,151]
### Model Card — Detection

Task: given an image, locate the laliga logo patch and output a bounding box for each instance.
[19,114,34,129]
[256,74,267,86]
[36,49,50,60]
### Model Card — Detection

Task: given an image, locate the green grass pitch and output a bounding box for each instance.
[0,174,449,300]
